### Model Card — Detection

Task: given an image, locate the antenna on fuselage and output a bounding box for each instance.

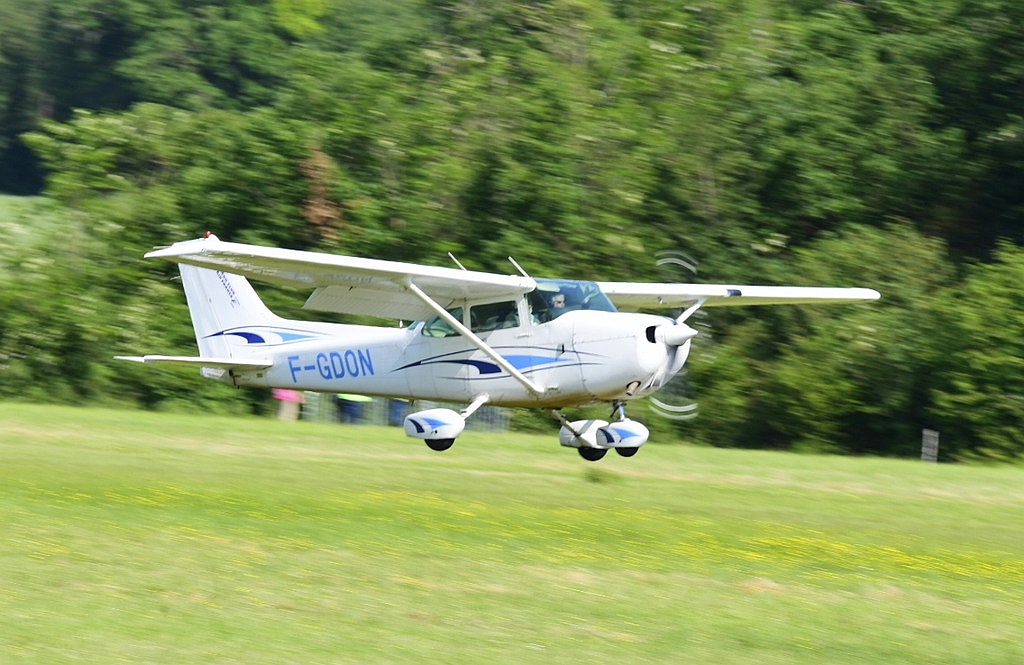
[507,256,531,278]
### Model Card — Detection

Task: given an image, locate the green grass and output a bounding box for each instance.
[2,403,1023,663]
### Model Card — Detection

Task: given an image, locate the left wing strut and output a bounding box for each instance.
[404,280,545,396]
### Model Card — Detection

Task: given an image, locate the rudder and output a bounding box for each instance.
[178,264,281,358]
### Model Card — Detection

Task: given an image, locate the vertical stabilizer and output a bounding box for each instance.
[178,264,282,358]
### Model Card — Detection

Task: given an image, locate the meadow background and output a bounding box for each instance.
[3,403,1022,663]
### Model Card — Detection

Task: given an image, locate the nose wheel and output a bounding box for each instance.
[556,401,649,462]
[577,446,607,461]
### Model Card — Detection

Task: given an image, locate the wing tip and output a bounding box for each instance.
[144,233,223,259]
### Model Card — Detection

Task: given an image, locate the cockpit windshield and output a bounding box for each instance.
[528,278,617,322]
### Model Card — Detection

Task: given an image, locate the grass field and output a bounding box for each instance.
[2,403,1023,664]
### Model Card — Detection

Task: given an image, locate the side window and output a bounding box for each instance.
[470,301,519,332]
[422,307,463,337]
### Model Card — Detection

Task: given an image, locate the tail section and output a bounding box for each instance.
[178,264,282,359]
[117,236,282,375]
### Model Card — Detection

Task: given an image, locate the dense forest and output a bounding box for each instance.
[1,0,1023,460]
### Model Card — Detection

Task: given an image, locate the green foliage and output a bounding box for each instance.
[930,244,1024,460]
[0,195,263,412]
[689,224,953,455]
[2,1,1024,456]
[773,225,953,456]
[273,0,327,38]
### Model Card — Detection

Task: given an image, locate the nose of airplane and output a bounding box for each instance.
[653,322,699,348]
[638,320,698,389]
[571,312,697,400]
[634,319,671,373]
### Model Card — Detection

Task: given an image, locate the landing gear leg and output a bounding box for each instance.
[553,410,608,462]
[609,401,640,457]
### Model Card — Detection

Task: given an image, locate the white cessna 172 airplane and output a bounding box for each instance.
[120,233,879,461]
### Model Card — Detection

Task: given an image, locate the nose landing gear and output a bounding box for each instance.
[554,401,650,462]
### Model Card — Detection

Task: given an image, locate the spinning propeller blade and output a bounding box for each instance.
[649,250,703,420]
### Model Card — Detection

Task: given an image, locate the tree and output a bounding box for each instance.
[688,224,953,455]
[6,0,1024,444]
[930,243,1024,460]
[0,1,48,192]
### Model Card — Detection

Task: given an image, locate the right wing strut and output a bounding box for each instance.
[404,280,545,397]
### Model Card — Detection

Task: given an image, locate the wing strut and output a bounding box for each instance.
[404,280,545,396]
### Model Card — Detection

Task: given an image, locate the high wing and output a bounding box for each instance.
[146,236,877,319]
[145,235,536,320]
[596,282,880,310]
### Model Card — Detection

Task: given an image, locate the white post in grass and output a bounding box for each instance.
[921,429,939,463]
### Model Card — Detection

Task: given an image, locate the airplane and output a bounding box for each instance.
[118,233,879,461]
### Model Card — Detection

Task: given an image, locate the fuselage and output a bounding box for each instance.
[123,234,877,460]
[221,309,688,408]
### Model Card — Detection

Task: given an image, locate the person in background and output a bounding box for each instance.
[272,388,303,421]
[388,399,408,426]
[336,393,373,423]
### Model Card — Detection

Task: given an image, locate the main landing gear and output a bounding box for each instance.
[403,395,489,453]
[425,438,455,452]
[404,397,649,461]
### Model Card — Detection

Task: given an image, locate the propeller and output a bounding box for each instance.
[648,250,705,421]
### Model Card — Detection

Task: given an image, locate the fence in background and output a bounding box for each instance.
[299,392,510,433]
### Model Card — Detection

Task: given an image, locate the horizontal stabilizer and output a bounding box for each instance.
[115,355,272,371]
